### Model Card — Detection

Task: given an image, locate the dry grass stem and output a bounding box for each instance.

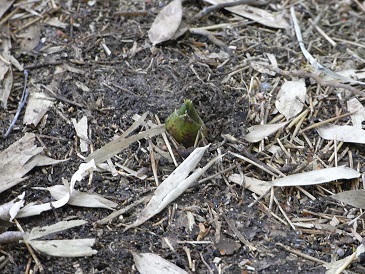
[224,216,256,251]
[229,151,279,177]
[155,114,178,166]
[14,220,44,272]
[273,196,296,230]
[276,243,327,264]
[308,18,336,47]
[299,111,355,134]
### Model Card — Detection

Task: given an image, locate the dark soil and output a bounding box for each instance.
[1,0,365,273]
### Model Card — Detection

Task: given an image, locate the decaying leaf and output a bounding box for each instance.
[0,25,12,109]
[17,22,41,54]
[39,183,117,210]
[244,121,289,143]
[124,145,220,230]
[275,80,306,120]
[24,220,97,257]
[45,17,69,29]
[347,98,365,129]
[27,239,97,257]
[0,192,25,223]
[323,68,365,83]
[0,0,15,20]
[16,191,70,219]
[232,167,359,192]
[16,160,96,218]
[26,220,87,241]
[0,133,65,194]
[148,0,183,46]
[72,116,89,152]
[317,124,365,144]
[332,190,365,209]
[131,251,188,274]
[250,61,276,76]
[23,91,55,126]
[271,166,360,187]
[203,0,289,29]
[229,174,271,196]
[86,124,165,164]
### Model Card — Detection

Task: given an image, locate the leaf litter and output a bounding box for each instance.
[1,0,365,273]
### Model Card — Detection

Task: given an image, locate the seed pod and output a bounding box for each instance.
[165,99,207,148]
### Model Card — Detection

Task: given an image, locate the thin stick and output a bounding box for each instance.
[276,242,327,264]
[308,18,336,47]
[183,246,194,270]
[229,151,279,177]
[155,114,178,166]
[13,17,42,34]
[4,70,29,138]
[247,188,271,208]
[353,0,365,13]
[258,199,288,226]
[148,138,159,186]
[96,196,149,225]
[41,84,84,108]
[14,220,44,272]
[224,216,256,251]
[189,28,226,48]
[332,37,365,49]
[199,252,214,274]
[299,111,355,134]
[198,164,237,183]
[296,186,316,201]
[0,7,20,26]
[273,195,296,230]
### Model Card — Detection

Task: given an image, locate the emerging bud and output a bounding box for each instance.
[165,99,207,148]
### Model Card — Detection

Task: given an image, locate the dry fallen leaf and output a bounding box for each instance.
[131,251,188,274]
[203,0,289,29]
[39,183,117,210]
[124,145,220,230]
[16,160,96,218]
[17,22,41,54]
[275,79,306,120]
[244,121,289,143]
[0,0,15,20]
[148,0,183,46]
[23,220,97,257]
[0,133,65,195]
[0,193,25,227]
[23,91,55,126]
[271,166,360,187]
[347,98,365,129]
[229,174,271,196]
[317,124,365,144]
[72,116,89,152]
[332,190,365,209]
[0,25,13,109]
[86,124,165,164]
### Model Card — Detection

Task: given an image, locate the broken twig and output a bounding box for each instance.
[4,70,29,138]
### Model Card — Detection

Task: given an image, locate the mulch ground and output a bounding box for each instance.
[1,0,365,273]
